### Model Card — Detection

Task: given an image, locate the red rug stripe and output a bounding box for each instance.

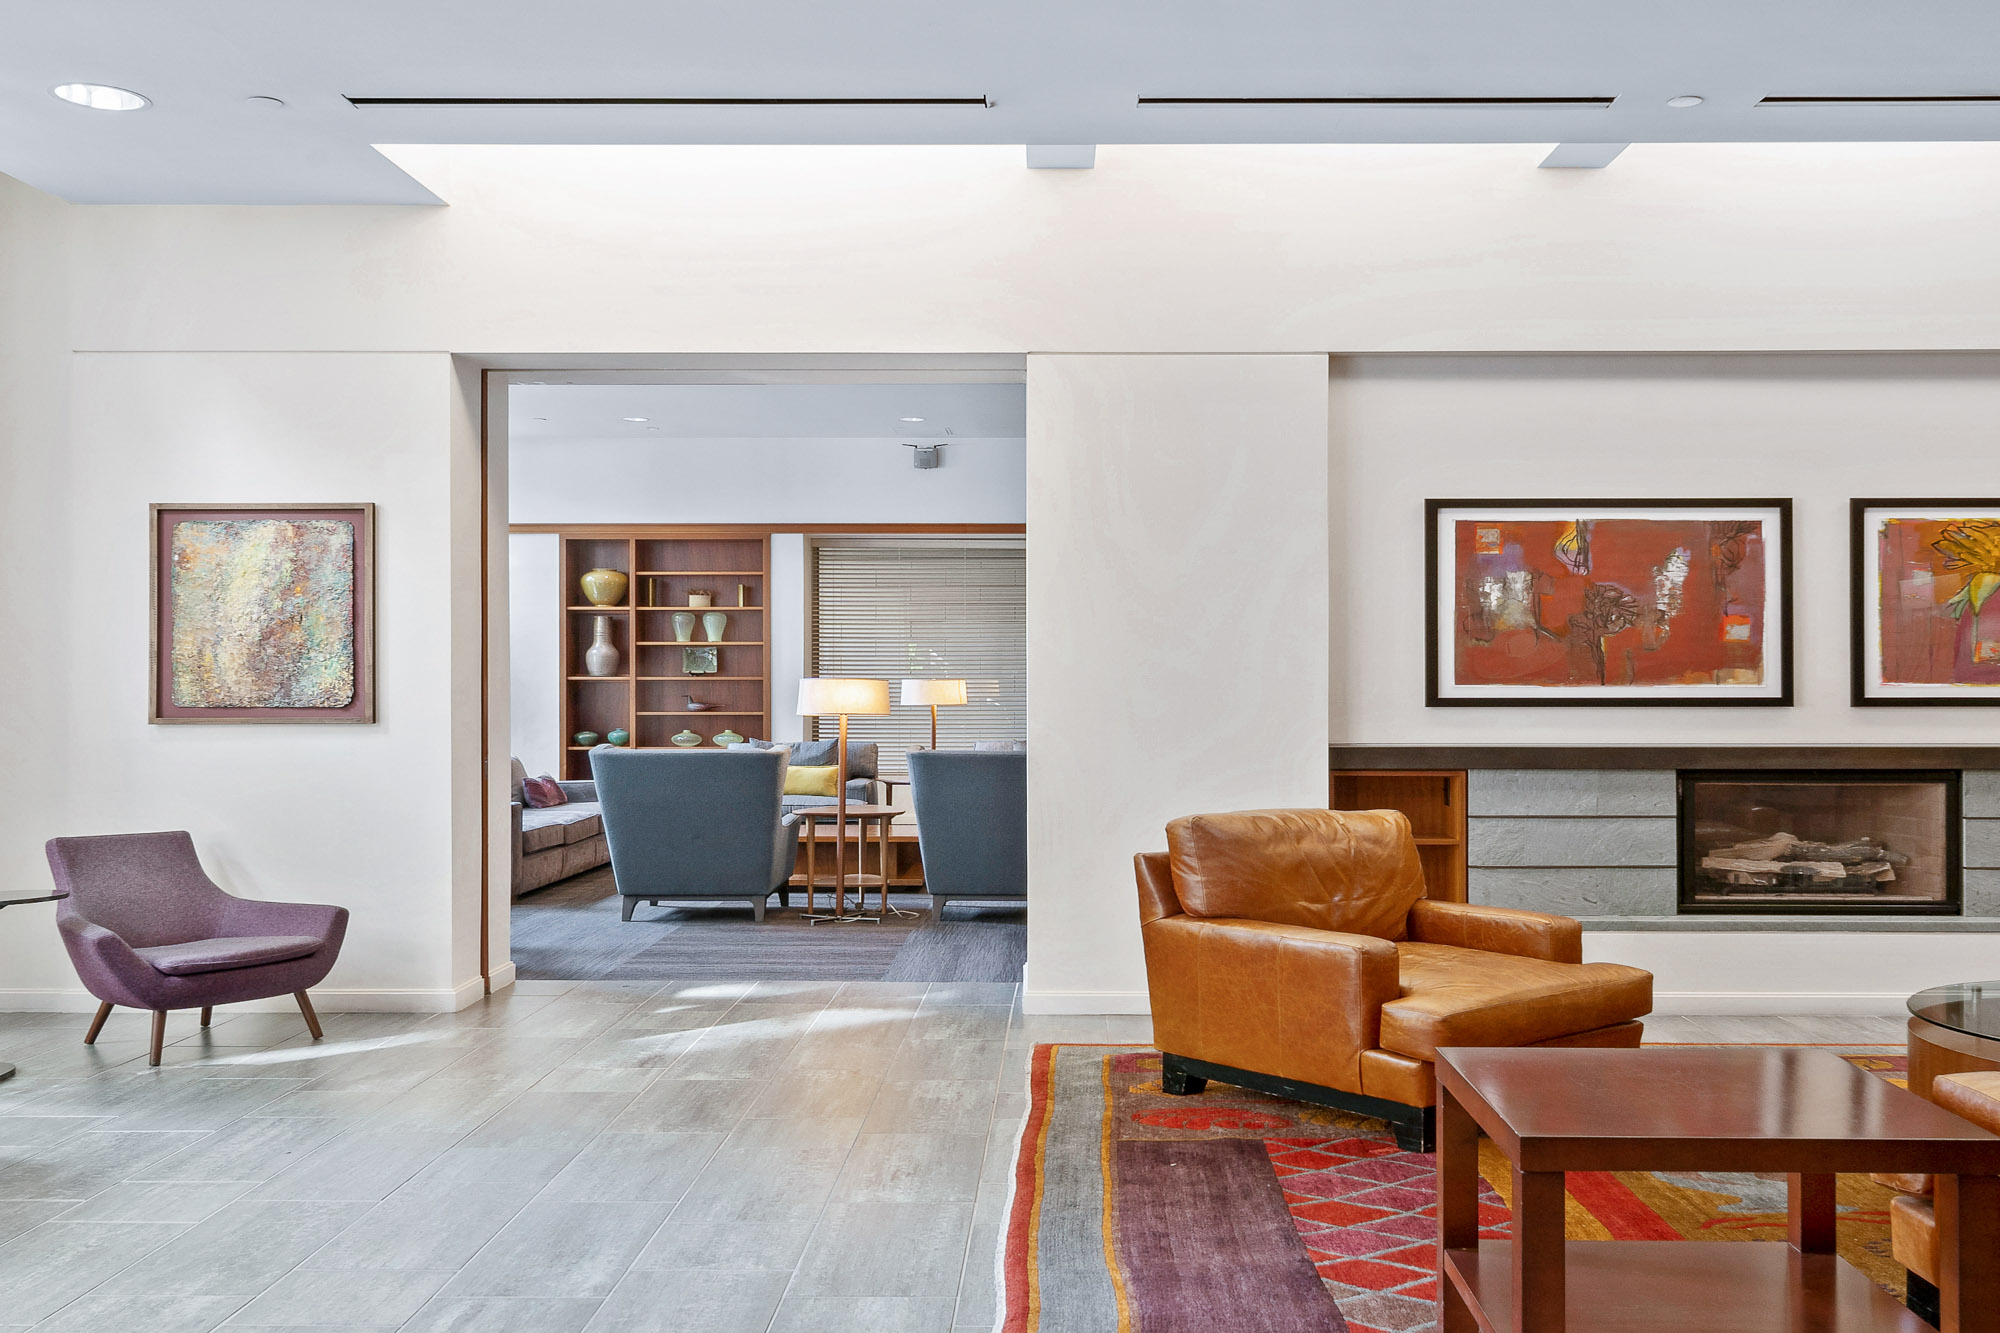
[1562,1170,1683,1240]
[1001,1044,1057,1333]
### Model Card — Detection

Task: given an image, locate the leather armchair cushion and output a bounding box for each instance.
[1934,1071,2000,1136]
[1379,942,1654,1062]
[1409,899,1583,964]
[135,934,324,976]
[1141,915,1398,1095]
[1890,1190,1937,1284]
[1166,808,1425,938]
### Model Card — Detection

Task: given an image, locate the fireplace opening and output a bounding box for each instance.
[1678,770,1961,916]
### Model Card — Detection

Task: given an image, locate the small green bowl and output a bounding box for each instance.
[573,731,600,747]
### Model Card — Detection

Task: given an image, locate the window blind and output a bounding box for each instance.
[811,538,1026,772]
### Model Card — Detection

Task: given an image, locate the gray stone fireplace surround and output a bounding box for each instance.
[1331,749,2000,932]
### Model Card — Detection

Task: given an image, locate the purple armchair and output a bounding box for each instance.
[45,832,348,1066]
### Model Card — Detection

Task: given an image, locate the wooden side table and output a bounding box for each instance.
[795,804,905,922]
[0,891,66,1081]
[1436,1046,2000,1333]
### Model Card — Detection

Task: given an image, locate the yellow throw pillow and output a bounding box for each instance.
[784,765,840,798]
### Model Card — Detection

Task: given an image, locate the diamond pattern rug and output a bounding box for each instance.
[999,1044,1908,1333]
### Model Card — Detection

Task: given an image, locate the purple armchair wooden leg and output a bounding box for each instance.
[295,991,323,1040]
[148,1010,166,1067]
[199,1007,212,1028]
[84,1002,112,1045]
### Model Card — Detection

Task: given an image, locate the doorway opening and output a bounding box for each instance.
[490,366,1028,984]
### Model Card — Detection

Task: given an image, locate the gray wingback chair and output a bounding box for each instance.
[590,747,801,922]
[907,750,1026,913]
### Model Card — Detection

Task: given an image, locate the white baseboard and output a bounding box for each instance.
[1021,989,1152,1015]
[0,982,488,1014]
[485,961,517,995]
[1650,992,1910,1017]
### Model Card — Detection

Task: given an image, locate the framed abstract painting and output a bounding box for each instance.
[1426,499,1792,707]
[1852,498,2000,706]
[150,503,375,723]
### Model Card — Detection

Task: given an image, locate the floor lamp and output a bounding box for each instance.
[797,677,890,922]
[899,678,967,750]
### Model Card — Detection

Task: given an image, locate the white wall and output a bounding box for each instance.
[1026,355,1331,1013]
[769,533,808,744]
[2,351,478,1010]
[509,436,1026,525]
[62,143,2000,354]
[508,533,561,777]
[1329,354,2000,744]
[11,141,2000,1013]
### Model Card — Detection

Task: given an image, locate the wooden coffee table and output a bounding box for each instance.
[1436,1046,2000,1333]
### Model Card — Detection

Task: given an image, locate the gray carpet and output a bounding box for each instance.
[511,866,1026,982]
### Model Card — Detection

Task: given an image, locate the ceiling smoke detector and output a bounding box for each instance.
[905,442,945,470]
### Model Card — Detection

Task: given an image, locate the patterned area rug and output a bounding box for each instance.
[999,1044,1909,1333]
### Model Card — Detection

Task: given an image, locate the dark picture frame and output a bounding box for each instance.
[1851,497,2000,707]
[150,502,376,724]
[1425,498,1794,708]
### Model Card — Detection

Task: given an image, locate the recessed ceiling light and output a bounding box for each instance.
[52,83,149,111]
[246,95,286,109]
[621,416,650,422]
[899,416,926,423]
[531,417,547,422]
[1665,94,1705,108]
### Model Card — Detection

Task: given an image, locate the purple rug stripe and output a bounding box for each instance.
[1114,1138,1348,1333]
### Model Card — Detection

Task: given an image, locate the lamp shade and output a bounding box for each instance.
[899,678,967,707]
[797,677,891,716]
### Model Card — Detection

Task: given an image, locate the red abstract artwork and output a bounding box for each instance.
[1870,513,2000,691]
[1431,503,1788,703]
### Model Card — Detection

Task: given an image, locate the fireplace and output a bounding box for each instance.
[1678,770,1961,916]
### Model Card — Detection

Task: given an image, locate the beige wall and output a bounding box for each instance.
[61,142,2000,355]
[2,351,481,1009]
[1328,353,2000,745]
[6,141,2000,1012]
[1026,355,1330,1011]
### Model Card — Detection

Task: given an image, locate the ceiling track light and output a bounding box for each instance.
[1137,95,1614,107]
[1759,94,2000,106]
[51,82,149,111]
[344,95,991,108]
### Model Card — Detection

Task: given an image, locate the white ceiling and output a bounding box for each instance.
[509,382,1027,441]
[8,1,2000,203]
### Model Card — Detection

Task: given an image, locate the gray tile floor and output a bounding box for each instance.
[0,982,1151,1333]
[0,996,1903,1333]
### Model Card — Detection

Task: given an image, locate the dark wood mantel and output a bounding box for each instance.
[1331,745,2000,771]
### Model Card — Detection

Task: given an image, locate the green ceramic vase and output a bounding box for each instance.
[671,729,701,748]
[579,568,628,607]
[605,728,631,747]
[713,729,744,746]
[572,731,599,747]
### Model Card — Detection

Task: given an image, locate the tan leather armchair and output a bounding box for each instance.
[1136,807,1654,1150]
[1871,1070,2000,1326]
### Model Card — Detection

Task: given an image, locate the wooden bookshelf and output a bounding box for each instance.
[559,531,771,780]
[1330,769,1467,902]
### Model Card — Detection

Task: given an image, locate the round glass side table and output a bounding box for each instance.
[0,891,67,1081]
[1907,979,2000,1101]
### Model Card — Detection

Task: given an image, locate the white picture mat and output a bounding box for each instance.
[1433,503,1788,701]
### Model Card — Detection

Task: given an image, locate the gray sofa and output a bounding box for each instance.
[907,750,1026,911]
[728,738,880,811]
[591,746,801,922]
[510,758,610,897]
